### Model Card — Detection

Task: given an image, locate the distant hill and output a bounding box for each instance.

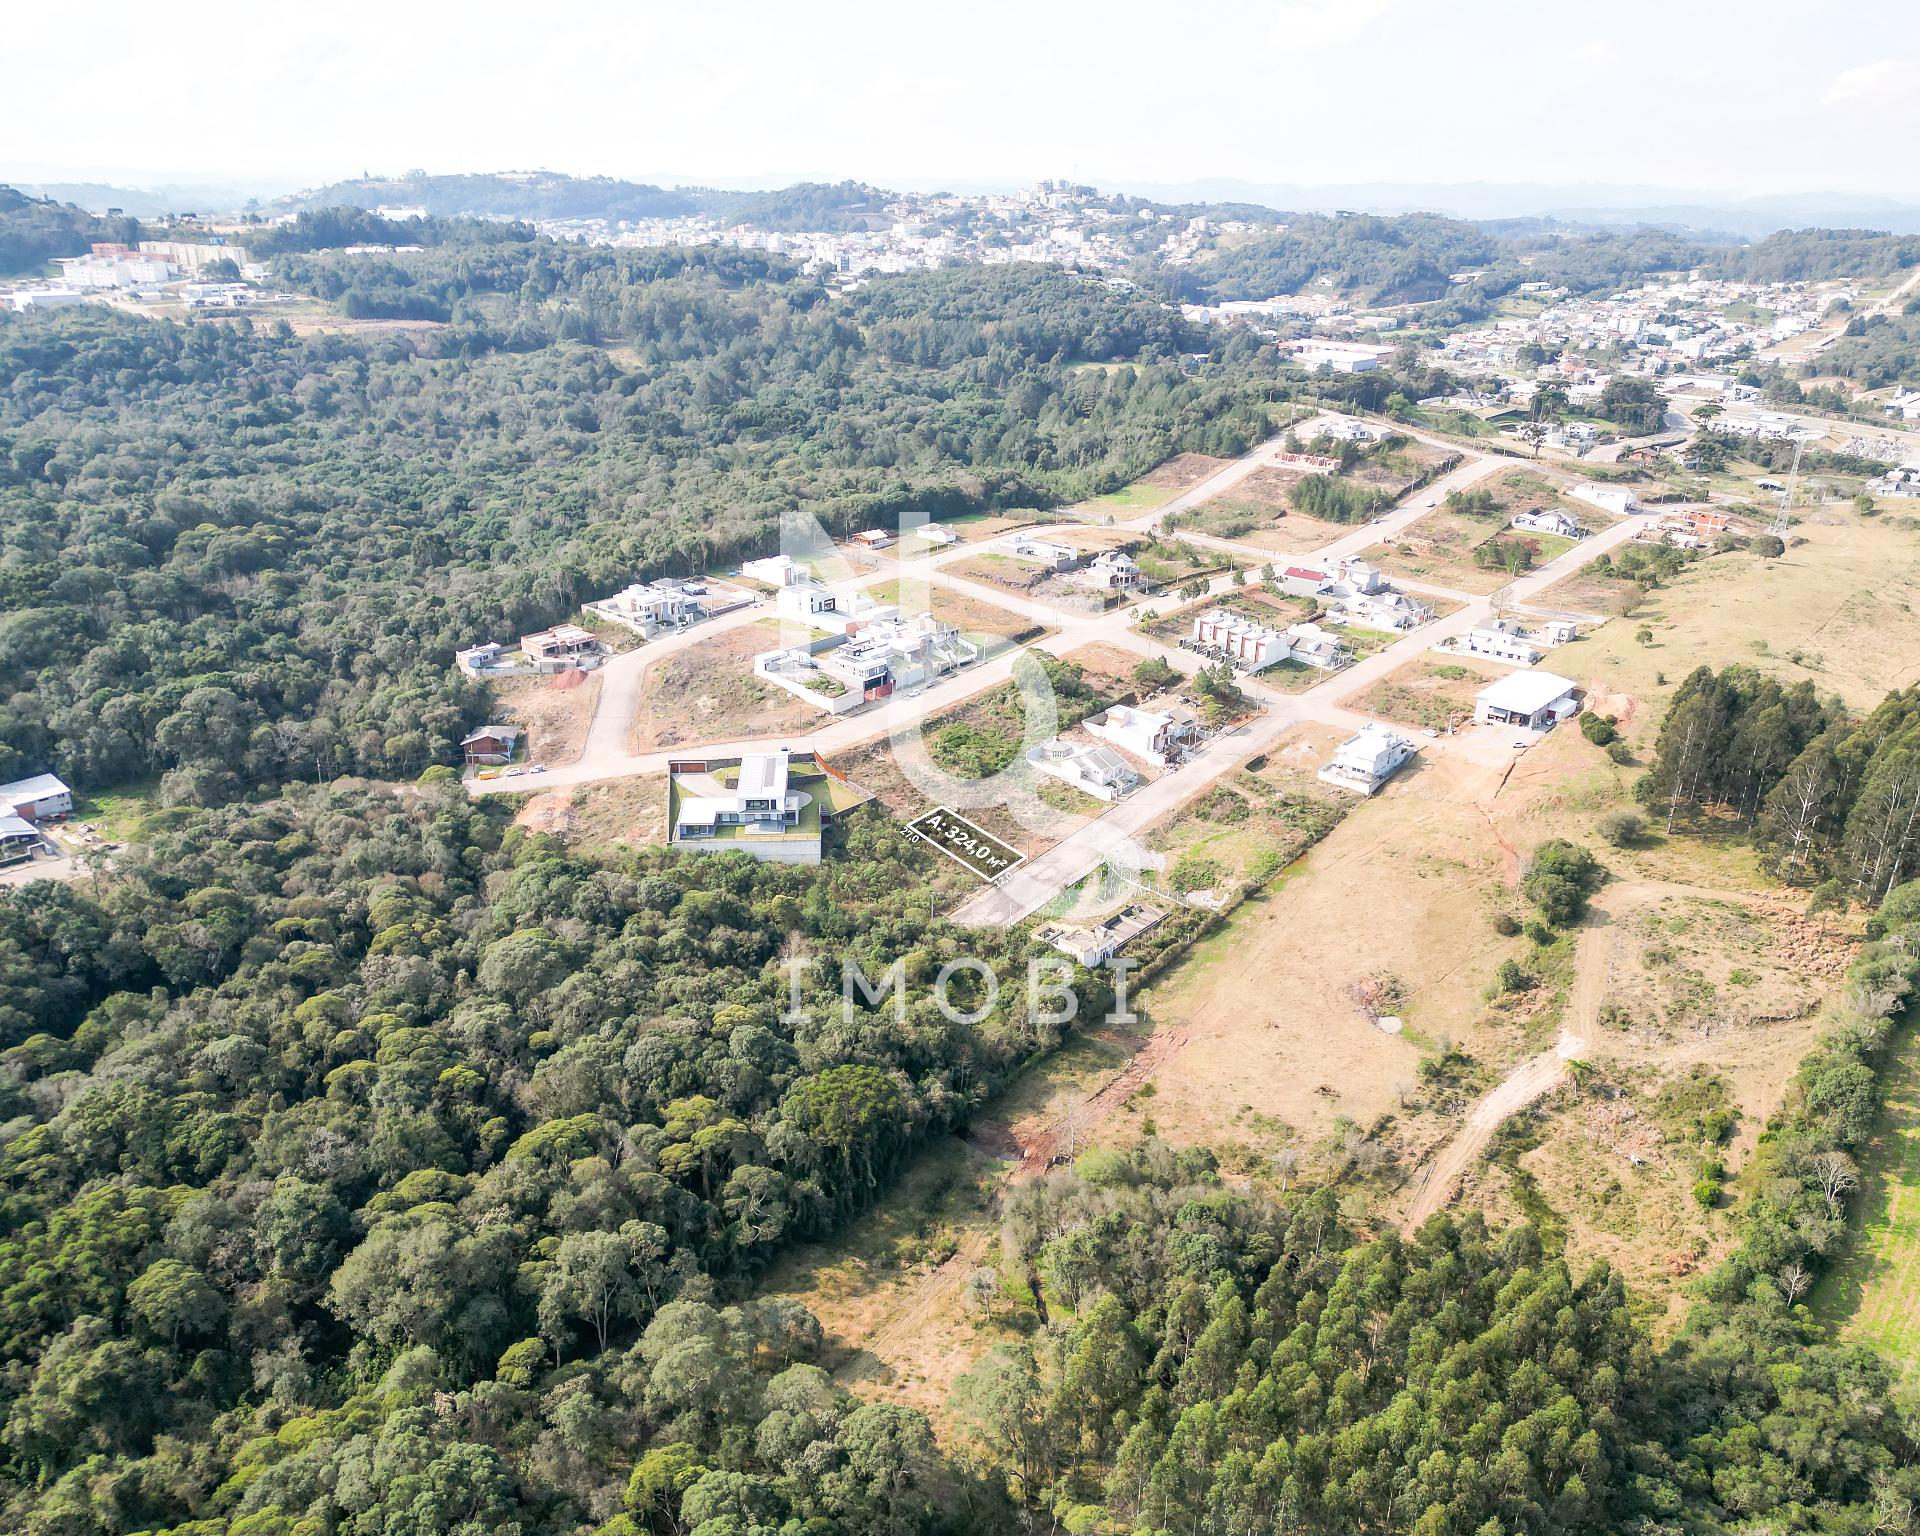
[21,181,289,218]
[279,171,698,222]
[0,185,139,277]
[687,180,896,232]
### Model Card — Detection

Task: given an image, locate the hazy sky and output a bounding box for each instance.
[8,0,1918,199]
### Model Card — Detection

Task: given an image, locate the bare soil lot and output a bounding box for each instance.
[626,620,822,752]
[514,774,670,849]
[1143,452,1236,489]
[488,669,602,765]
[872,579,1045,648]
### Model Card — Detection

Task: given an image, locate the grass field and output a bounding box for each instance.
[1817,1021,1920,1368]
[1079,482,1176,514]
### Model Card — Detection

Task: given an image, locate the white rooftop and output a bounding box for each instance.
[1477,670,1577,716]
[0,773,70,803]
[739,750,791,800]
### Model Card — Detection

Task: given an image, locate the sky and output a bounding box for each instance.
[6,0,1918,202]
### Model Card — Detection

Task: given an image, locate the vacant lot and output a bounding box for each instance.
[1363,654,1509,732]
[1366,518,1566,594]
[1143,730,1351,895]
[1364,468,1609,593]
[828,660,1117,861]
[1144,451,1236,490]
[1131,744,1526,1167]
[488,669,602,765]
[1544,507,1920,730]
[626,620,822,751]
[872,579,1045,649]
[513,773,670,848]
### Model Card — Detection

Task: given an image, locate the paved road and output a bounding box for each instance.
[947,509,1652,927]
[472,417,1658,930]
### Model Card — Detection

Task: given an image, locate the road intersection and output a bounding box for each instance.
[470,420,1674,925]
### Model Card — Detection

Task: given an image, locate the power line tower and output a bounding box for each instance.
[1773,438,1803,539]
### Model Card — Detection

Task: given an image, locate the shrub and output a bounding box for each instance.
[1523,839,1605,926]
[1598,809,1645,847]
[1491,911,1521,936]
[1749,533,1785,557]
[1524,920,1556,947]
[1495,958,1532,993]
[1579,712,1618,746]
[1606,740,1635,765]
[1169,853,1224,894]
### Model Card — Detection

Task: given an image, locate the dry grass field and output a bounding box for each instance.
[1547,507,1920,721]
[626,620,821,751]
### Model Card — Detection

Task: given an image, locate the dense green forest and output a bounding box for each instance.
[1714,228,1920,285]
[0,243,1274,800]
[1814,313,1920,391]
[947,1006,1920,1536]
[0,783,1110,1535]
[1639,667,1920,898]
[2,771,1916,1536]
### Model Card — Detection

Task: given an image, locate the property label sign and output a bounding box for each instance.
[907,806,1026,882]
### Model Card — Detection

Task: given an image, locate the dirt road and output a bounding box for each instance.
[1402,1035,1583,1228]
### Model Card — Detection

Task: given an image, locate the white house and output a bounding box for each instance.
[586,580,702,636]
[1328,592,1416,633]
[455,641,517,677]
[851,528,894,550]
[520,624,603,670]
[993,533,1076,570]
[1318,724,1416,795]
[826,613,976,690]
[1335,557,1386,595]
[1041,904,1167,966]
[1474,670,1580,730]
[1192,609,1290,670]
[1456,623,1544,665]
[1283,622,1349,670]
[1280,565,1332,598]
[1319,414,1383,442]
[0,773,73,822]
[669,749,820,864]
[1027,741,1140,801]
[0,814,41,865]
[1882,390,1920,423]
[1571,483,1637,517]
[916,522,960,546]
[1511,509,1585,539]
[8,288,88,313]
[1084,704,1198,767]
[775,576,845,626]
[1074,550,1145,591]
[741,553,804,587]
